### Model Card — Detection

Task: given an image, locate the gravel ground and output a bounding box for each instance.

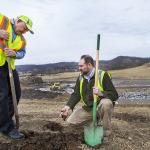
[21,79,150,104]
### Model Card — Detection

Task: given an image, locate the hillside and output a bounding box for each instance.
[38,62,150,83]
[102,56,150,70]
[16,56,150,74]
[109,62,150,79]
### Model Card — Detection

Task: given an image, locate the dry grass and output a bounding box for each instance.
[16,98,150,150]
[109,63,150,79]
[41,72,80,82]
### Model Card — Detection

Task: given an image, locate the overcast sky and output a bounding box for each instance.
[1,0,150,65]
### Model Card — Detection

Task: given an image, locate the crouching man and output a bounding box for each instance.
[59,55,118,144]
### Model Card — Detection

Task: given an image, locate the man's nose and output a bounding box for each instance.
[79,68,82,72]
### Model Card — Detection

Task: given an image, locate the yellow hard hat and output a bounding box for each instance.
[17,15,34,34]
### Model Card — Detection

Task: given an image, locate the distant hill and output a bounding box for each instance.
[16,62,78,74]
[100,56,150,70]
[109,62,150,79]
[16,56,150,74]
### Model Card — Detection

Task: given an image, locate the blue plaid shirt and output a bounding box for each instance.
[84,68,95,82]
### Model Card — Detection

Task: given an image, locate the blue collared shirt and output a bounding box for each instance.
[10,19,26,59]
[84,68,95,82]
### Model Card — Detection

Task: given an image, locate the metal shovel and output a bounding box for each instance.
[5,40,19,129]
[84,34,103,146]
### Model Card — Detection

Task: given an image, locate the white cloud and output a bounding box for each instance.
[1,0,150,65]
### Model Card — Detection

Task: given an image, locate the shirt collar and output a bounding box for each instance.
[84,68,95,82]
[10,18,14,24]
[10,18,15,30]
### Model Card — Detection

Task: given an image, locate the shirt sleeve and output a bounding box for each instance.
[15,47,26,59]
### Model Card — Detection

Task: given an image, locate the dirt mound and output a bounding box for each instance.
[43,121,63,131]
[0,121,84,150]
[20,76,43,85]
[21,89,62,100]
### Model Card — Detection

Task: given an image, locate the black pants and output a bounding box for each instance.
[0,63,21,133]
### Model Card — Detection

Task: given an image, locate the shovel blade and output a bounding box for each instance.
[84,124,103,146]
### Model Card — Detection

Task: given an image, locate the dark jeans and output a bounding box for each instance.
[0,63,21,133]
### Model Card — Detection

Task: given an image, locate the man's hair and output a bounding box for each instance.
[80,55,94,67]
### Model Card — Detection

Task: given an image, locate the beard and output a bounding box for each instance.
[81,70,89,75]
[15,30,22,35]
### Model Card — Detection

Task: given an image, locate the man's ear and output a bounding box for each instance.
[17,19,22,23]
[88,63,92,68]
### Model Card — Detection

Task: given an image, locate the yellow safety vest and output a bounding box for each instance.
[79,70,111,106]
[0,13,26,70]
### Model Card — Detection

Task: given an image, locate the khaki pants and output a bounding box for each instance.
[67,98,114,136]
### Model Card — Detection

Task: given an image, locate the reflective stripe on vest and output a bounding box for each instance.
[0,13,27,70]
[0,40,5,52]
[0,15,8,52]
[98,71,115,103]
[79,70,107,106]
[0,15,9,30]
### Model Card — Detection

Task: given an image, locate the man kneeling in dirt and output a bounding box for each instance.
[59,55,118,144]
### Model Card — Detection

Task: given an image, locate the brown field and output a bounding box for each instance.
[41,63,150,82]
[0,63,150,150]
[41,71,80,82]
[109,63,150,79]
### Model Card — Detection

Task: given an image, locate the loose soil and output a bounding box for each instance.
[0,94,150,150]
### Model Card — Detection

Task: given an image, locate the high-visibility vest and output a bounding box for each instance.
[0,13,26,70]
[79,70,112,106]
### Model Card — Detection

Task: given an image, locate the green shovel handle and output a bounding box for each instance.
[97,34,100,50]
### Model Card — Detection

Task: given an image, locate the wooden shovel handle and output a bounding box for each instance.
[94,34,100,103]
[5,41,19,129]
[93,34,100,123]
